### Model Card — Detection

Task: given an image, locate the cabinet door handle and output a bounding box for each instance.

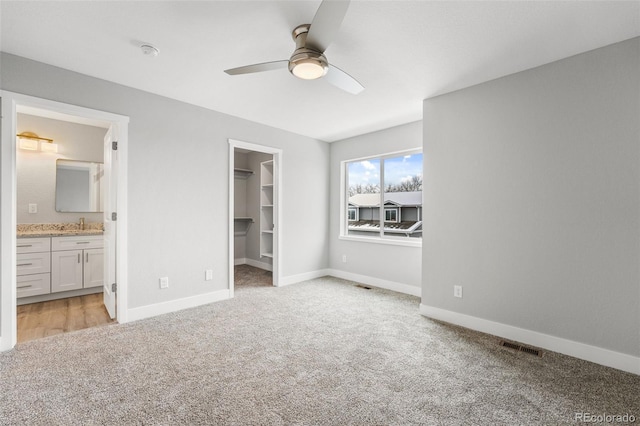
[78,253,81,263]
[17,244,33,248]
[86,253,89,263]
[17,263,33,267]
[76,241,90,244]
[17,284,32,289]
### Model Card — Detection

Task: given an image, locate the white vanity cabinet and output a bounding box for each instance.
[83,248,104,288]
[51,236,104,293]
[16,237,51,298]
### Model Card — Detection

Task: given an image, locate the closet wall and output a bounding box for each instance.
[234,150,250,262]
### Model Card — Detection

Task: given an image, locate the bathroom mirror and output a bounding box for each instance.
[55,159,104,212]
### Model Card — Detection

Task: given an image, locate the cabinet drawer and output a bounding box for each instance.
[17,252,51,276]
[51,235,104,251]
[17,237,50,254]
[17,273,51,298]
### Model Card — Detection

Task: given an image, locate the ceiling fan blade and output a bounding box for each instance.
[224,60,288,75]
[325,64,364,94]
[305,0,350,53]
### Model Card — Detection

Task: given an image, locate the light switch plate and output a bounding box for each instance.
[160,277,169,289]
[454,285,463,298]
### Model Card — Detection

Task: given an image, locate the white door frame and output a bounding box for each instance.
[0,91,129,351]
[228,139,282,297]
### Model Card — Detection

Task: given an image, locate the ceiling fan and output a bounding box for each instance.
[224,0,364,95]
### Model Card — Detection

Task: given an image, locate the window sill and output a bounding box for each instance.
[338,234,422,248]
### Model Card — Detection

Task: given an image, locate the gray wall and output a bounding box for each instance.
[422,38,639,356]
[1,53,330,310]
[330,121,422,290]
[17,113,105,224]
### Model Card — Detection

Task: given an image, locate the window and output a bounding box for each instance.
[342,149,422,244]
[384,208,398,222]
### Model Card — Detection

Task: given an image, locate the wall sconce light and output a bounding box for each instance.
[16,132,58,153]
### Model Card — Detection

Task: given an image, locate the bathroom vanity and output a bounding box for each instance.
[17,226,104,305]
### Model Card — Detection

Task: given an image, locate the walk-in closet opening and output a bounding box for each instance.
[228,139,282,294]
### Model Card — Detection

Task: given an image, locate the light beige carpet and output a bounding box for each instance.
[0,267,638,425]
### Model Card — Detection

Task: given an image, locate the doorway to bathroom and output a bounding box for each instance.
[228,139,282,295]
[0,91,129,349]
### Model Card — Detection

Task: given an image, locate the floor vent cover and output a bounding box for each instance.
[355,284,372,290]
[500,340,543,357]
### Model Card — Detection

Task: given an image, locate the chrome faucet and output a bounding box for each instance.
[79,217,85,230]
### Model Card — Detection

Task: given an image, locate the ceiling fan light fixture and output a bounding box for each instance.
[288,50,329,80]
[291,59,327,80]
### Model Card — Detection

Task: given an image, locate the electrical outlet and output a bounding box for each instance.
[160,277,169,289]
[342,255,347,263]
[454,285,463,298]
[205,269,213,281]
[28,204,37,214]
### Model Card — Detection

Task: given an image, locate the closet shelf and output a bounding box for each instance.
[233,217,254,236]
[234,168,254,179]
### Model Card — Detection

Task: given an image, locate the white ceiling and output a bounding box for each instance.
[1,1,638,142]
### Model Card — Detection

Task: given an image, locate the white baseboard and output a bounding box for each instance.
[127,289,231,322]
[420,304,640,376]
[235,257,273,272]
[279,269,330,287]
[326,269,421,297]
[0,337,10,352]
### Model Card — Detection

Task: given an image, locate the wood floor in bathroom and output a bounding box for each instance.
[17,293,115,343]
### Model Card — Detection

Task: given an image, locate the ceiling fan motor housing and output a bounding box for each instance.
[288,24,329,79]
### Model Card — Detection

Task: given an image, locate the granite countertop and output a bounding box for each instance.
[18,229,104,238]
[17,223,104,238]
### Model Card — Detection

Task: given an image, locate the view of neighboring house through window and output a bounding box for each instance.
[345,150,422,241]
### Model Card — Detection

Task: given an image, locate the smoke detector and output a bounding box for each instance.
[140,44,159,57]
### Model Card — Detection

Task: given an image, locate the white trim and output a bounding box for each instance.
[419,304,640,376]
[228,139,283,295]
[338,235,421,248]
[340,147,422,245]
[228,143,235,297]
[115,121,129,324]
[0,91,130,351]
[279,269,330,287]
[327,269,421,297]
[127,289,231,323]
[0,95,18,351]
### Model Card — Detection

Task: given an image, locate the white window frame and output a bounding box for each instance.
[348,207,358,221]
[339,148,422,248]
[384,208,399,223]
